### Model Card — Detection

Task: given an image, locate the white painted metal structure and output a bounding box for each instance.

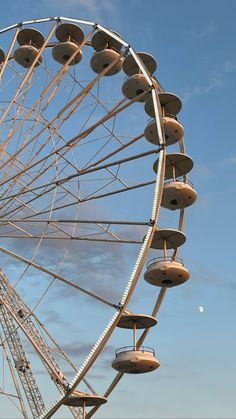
[0,16,196,418]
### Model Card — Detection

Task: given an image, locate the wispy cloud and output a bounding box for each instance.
[41,308,69,326]
[222,156,236,167]
[182,60,236,103]
[39,0,120,24]
[192,23,216,40]
[60,340,115,360]
[191,163,214,185]
[4,0,122,30]
[224,60,236,73]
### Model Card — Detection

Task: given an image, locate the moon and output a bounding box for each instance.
[198,305,204,313]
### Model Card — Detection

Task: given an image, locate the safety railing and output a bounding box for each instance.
[146,256,184,269]
[115,346,155,357]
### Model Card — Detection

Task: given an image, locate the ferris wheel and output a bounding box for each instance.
[0,16,197,418]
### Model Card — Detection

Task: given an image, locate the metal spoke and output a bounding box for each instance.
[0,148,159,201]
[0,246,119,309]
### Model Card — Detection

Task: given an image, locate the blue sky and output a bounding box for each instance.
[0,1,236,418]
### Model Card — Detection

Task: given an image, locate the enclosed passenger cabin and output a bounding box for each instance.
[112,346,160,374]
[144,116,184,146]
[153,152,197,210]
[90,30,123,76]
[112,313,160,374]
[144,229,190,288]
[162,179,197,210]
[144,92,183,145]
[122,74,157,102]
[52,23,84,65]
[14,28,45,68]
[144,257,190,287]
[122,52,157,102]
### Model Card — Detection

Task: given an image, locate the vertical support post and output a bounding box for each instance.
[83,399,86,419]
[133,321,137,350]
[172,164,176,181]
[163,239,167,260]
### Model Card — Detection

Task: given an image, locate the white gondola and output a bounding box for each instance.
[112,313,159,374]
[122,74,157,102]
[14,28,44,68]
[90,49,122,76]
[122,52,157,76]
[144,229,189,287]
[52,42,82,65]
[144,257,190,287]
[112,346,160,374]
[144,116,184,146]
[52,23,84,65]
[162,180,197,210]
